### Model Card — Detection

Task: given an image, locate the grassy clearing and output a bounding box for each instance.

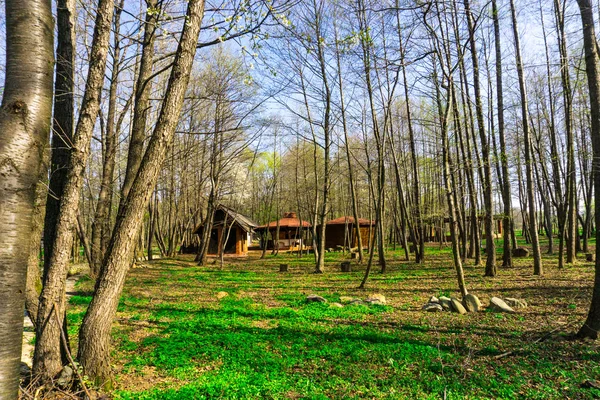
[68,241,600,399]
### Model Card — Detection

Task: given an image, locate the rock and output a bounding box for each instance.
[330,302,344,308]
[422,302,443,312]
[504,297,527,309]
[450,298,467,314]
[56,365,73,388]
[19,362,31,377]
[216,291,229,300]
[279,264,289,272]
[339,296,355,303]
[462,294,482,312]
[489,297,515,313]
[586,253,594,262]
[365,294,386,305]
[306,294,327,303]
[429,296,439,304]
[348,299,365,305]
[439,296,452,311]
[327,248,335,253]
[512,247,529,258]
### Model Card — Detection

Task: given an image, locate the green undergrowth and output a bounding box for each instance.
[64,247,600,399]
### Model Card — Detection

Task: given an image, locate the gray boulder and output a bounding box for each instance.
[306,294,327,303]
[450,297,467,314]
[429,296,439,304]
[489,296,515,313]
[330,302,344,308]
[504,297,527,309]
[439,296,452,311]
[422,302,444,312]
[462,294,482,312]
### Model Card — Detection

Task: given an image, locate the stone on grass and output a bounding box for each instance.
[365,294,386,305]
[439,296,452,311]
[462,294,482,312]
[512,247,529,258]
[348,299,365,305]
[504,297,527,309]
[422,303,444,312]
[450,298,467,314]
[340,296,355,304]
[489,297,515,313]
[428,296,439,304]
[330,302,344,308]
[306,294,327,303]
[216,291,229,300]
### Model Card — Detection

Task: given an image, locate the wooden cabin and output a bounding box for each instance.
[320,216,374,249]
[193,205,257,256]
[256,212,311,250]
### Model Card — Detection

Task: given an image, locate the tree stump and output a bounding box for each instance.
[586,253,594,262]
[279,264,288,272]
[350,252,358,259]
[340,261,351,272]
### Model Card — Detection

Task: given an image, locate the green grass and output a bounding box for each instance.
[65,244,600,399]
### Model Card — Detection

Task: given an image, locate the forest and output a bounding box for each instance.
[1,0,600,398]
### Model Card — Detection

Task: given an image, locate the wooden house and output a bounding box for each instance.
[320,216,374,249]
[256,212,311,250]
[193,205,258,256]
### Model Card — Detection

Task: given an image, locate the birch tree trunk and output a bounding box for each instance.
[0,1,54,396]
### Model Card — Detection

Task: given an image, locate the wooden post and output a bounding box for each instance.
[341,261,351,272]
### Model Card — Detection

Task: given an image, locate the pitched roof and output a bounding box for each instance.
[326,216,374,226]
[193,205,258,234]
[257,212,312,229]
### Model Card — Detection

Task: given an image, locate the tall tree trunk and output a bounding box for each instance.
[33,0,114,380]
[510,0,543,275]
[91,2,124,278]
[492,0,513,267]
[0,1,54,396]
[78,1,205,386]
[463,0,496,276]
[397,5,424,263]
[333,20,363,263]
[120,0,158,208]
[357,0,386,273]
[554,0,577,265]
[576,0,600,339]
[43,0,75,275]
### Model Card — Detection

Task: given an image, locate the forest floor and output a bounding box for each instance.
[66,242,600,399]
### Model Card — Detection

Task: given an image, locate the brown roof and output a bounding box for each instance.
[193,205,258,234]
[257,212,311,229]
[326,216,374,226]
